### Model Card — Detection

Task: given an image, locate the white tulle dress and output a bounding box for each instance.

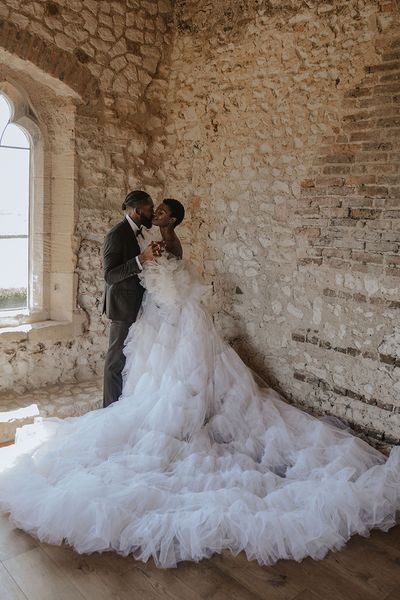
[0,254,399,568]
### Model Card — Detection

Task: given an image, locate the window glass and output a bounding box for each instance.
[0,94,30,310]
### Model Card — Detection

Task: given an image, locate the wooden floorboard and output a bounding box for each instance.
[384,586,400,600]
[129,561,204,600]
[292,591,324,600]
[0,563,27,600]
[0,512,399,600]
[321,533,400,599]
[0,513,38,562]
[366,525,400,554]
[162,559,261,600]
[213,550,305,600]
[2,546,85,600]
[43,541,197,600]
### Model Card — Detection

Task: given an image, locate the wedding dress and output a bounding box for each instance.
[0,254,399,568]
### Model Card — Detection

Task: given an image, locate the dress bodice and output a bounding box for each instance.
[139,254,211,307]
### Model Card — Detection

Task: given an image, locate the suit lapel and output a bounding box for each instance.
[122,217,140,254]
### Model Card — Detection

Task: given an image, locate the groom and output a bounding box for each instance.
[102,190,157,408]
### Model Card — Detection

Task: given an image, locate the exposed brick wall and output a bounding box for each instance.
[292,36,400,444]
[160,0,400,445]
[297,38,400,276]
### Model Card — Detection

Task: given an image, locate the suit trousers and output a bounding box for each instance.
[103,320,132,408]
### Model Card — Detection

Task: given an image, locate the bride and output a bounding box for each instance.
[0,200,399,569]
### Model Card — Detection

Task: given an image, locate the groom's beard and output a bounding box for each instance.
[141,216,153,229]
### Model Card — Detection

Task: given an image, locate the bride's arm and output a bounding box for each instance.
[165,238,182,259]
[160,231,182,259]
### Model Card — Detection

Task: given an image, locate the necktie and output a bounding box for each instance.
[137,227,144,239]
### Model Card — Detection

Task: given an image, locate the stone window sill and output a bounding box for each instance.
[0,320,76,343]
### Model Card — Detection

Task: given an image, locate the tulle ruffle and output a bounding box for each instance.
[0,256,399,568]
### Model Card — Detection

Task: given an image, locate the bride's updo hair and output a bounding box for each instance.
[122,190,151,211]
[164,199,185,227]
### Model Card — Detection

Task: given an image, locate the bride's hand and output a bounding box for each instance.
[138,243,157,265]
[151,241,166,257]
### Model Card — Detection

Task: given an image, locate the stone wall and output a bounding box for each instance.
[0,0,173,392]
[159,0,400,444]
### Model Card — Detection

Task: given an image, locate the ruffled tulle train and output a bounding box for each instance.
[0,256,399,568]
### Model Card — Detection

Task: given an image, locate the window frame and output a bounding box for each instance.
[0,79,79,334]
[0,83,47,327]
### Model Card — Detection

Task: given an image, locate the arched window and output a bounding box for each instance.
[0,94,31,312]
[0,76,80,340]
[0,81,46,326]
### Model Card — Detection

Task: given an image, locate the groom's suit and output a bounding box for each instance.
[102,216,145,408]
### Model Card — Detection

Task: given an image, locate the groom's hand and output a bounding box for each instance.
[138,243,156,265]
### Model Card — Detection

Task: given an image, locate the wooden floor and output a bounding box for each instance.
[0,513,399,600]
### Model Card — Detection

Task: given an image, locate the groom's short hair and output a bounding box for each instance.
[122,190,151,211]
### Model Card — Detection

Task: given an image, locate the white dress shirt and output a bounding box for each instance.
[125,214,144,271]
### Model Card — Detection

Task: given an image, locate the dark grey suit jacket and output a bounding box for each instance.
[102,218,144,323]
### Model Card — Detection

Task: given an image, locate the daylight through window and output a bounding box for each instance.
[0,94,31,311]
